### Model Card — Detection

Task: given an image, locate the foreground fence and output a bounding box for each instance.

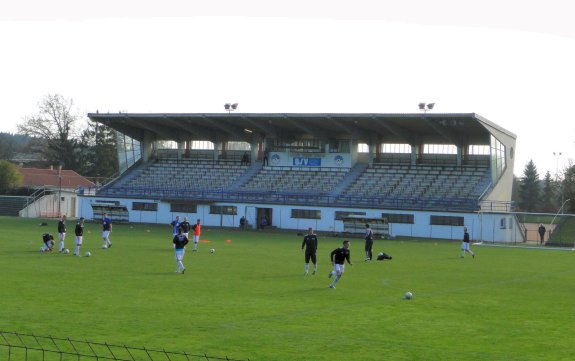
[0,331,250,361]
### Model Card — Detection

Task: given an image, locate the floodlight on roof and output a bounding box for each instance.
[225,102,238,113]
[419,102,435,113]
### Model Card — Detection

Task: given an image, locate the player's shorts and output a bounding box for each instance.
[305,251,317,264]
[102,230,110,239]
[193,235,199,243]
[461,242,470,251]
[59,232,66,241]
[334,263,345,274]
[183,232,189,238]
[175,249,185,261]
[75,236,83,245]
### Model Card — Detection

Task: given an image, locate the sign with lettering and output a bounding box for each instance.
[292,157,322,166]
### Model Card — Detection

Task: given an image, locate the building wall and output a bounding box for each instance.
[78,196,524,243]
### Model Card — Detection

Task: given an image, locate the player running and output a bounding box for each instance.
[328,240,352,289]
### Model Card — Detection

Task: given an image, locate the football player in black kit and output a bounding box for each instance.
[328,240,352,289]
[57,215,66,252]
[173,227,189,274]
[301,227,318,275]
[180,216,191,238]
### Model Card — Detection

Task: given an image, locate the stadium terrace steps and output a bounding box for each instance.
[0,196,30,216]
[97,158,490,212]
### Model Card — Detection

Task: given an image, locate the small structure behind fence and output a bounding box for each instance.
[0,331,250,361]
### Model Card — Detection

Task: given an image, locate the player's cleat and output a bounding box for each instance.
[330,285,335,289]
[312,270,316,275]
[182,268,186,274]
[472,253,475,258]
[107,243,112,248]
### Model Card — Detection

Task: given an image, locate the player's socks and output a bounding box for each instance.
[75,246,80,256]
[333,275,341,285]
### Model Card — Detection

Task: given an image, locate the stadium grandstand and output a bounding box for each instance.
[80,112,522,242]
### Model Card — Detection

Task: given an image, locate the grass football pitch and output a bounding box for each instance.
[1,216,574,361]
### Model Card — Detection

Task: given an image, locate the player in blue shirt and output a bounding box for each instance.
[102,213,113,249]
[170,215,181,237]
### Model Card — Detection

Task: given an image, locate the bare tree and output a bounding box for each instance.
[17,94,82,169]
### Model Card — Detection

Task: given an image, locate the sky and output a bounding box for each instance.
[1,0,574,177]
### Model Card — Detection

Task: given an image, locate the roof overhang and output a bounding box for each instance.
[88,112,516,145]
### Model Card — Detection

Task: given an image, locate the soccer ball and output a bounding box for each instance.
[209,248,215,253]
[63,248,70,254]
[84,251,91,257]
[404,291,413,300]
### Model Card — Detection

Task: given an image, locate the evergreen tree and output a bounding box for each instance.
[562,161,575,213]
[518,160,540,212]
[540,171,556,213]
[77,120,119,183]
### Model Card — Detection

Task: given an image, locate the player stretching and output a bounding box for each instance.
[41,233,55,252]
[102,212,113,248]
[173,227,189,274]
[301,227,318,275]
[328,240,352,289]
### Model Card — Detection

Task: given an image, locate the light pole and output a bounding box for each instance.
[418,102,435,113]
[224,103,238,114]
[553,151,563,210]
[58,164,62,217]
[553,151,562,181]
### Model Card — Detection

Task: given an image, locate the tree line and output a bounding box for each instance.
[514,160,575,214]
[0,94,118,194]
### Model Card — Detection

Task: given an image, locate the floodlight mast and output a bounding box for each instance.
[224,103,239,114]
[419,102,435,113]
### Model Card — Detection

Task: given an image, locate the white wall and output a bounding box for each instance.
[78,196,524,243]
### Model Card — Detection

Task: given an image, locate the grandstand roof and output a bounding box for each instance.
[88,112,515,145]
